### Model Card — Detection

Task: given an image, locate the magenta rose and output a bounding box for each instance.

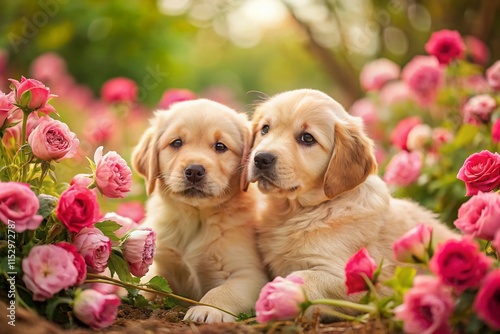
[462,94,496,124]
[116,201,145,223]
[56,185,100,233]
[493,231,500,252]
[383,151,422,187]
[402,56,443,107]
[0,182,42,233]
[394,275,454,334]
[94,146,132,198]
[492,119,500,144]
[122,227,156,277]
[100,212,138,243]
[73,227,111,274]
[425,29,465,65]
[54,242,87,286]
[359,58,400,92]
[486,60,500,91]
[457,150,500,196]
[390,116,422,151]
[345,247,377,295]
[255,275,306,323]
[9,76,56,113]
[474,270,500,330]
[22,245,78,301]
[158,88,196,109]
[454,192,500,240]
[393,223,432,264]
[429,237,492,292]
[28,116,79,161]
[101,77,137,103]
[73,288,121,329]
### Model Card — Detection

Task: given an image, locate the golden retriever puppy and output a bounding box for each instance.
[247,89,458,315]
[132,99,268,323]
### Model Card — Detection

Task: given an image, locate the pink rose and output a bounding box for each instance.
[492,118,500,144]
[493,231,500,252]
[28,116,79,161]
[0,182,42,233]
[390,116,422,151]
[430,237,492,292]
[83,114,117,145]
[359,58,400,91]
[30,52,67,83]
[393,224,432,264]
[380,81,415,106]
[462,94,496,124]
[94,146,132,198]
[454,192,500,240]
[0,91,15,127]
[100,212,138,240]
[255,275,306,323]
[101,77,138,103]
[73,288,121,329]
[457,150,500,196]
[70,174,93,188]
[462,75,491,94]
[431,127,453,151]
[383,151,422,187]
[349,98,377,126]
[116,201,145,223]
[425,29,465,65]
[8,76,56,113]
[56,185,100,233]
[486,60,500,91]
[122,227,156,277]
[474,270,500,330]
[402,56,443,107]
[158,88,196,109]
[73,227,111,274]
[55,242,87,285]
[22,245,78,301]
[394,275,454,334]
[345,247,377,295]
[406,124,432,151]
[464,35,489,66]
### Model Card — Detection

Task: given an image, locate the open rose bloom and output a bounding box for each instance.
[121,227,156,277]
[94,146,132,198]
[28,116,79,161]
[73,288,121,329]
[0,182,43,232]
[457,150,500,196]
[73,227,111,274]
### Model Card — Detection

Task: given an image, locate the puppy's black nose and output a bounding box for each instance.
[254,152,276,170]
[185,165,205,183]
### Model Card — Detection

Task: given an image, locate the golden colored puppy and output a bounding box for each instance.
[132,99,268,323]
[248,89,457,315]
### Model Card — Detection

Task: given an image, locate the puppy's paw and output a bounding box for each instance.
[183,306,236,323]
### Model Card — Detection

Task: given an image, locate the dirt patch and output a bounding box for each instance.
[0,301,395,333]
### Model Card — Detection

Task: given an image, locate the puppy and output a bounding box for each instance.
[132,99,268,323]
[247,89,458,315]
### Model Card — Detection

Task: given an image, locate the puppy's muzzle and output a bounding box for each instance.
[254,152,276,170]
[184,164,205,184]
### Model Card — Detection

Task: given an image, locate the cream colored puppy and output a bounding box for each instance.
[132,99,268,323]
[247,89,457,315]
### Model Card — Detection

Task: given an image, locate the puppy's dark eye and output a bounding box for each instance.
[261,125,269,135]
[299,133,316,145]
[170,139,183,148]
[215,142,227,152]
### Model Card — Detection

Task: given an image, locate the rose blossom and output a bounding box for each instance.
[359,58,400,91]
[22,245,78,301]
[158,88,196,109]
[474,270,500,330]
[0,91,15,127]
[486,60,500,91]
[73,288,121,329]
[402,56,443,107]
[73,227,111,274]
[94,146,132,198]
[30,52,67,83]
[28,116,79,161]
[255,275,306,323]
[493,118,500,144]
[122,227,156,277]
[431,127,453,151]
[393,224,432,264]
[101,77,137,103]
[406,124,432,151]
[464,35,489,66]
[345,247,377,295]
[380,81,415,105]
[383,151,422,187]
[430,237,492,292]
[349,98,377,126]
[70,173,93,188]
[55,242,87,285]
[9,76,57,113]
[394,275,454,334]
[391,116,422,151]
[457,150,500,196]
[462,94,496,124]
[425,29,465,65]
[100,212,138,240]
[116,201,145,223]
[454,192,500,240]
[56,185,100,233]
[0,182,42,232]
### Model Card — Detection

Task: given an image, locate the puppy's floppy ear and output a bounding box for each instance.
[132,127,159,195]
[323,119,377,199]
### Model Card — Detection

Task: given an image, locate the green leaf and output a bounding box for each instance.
[37,194,58,219]
[146,275,172,294]
[86,156,97,174]
[107,250,133,283]
[452,124,479,148]
[94,220,121,243]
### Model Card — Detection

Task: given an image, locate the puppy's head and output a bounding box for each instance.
[248,89,377,203]
[132,99,251,207]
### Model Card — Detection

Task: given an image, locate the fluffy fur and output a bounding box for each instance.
[132,99,268,323]
[247,89,458,315]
